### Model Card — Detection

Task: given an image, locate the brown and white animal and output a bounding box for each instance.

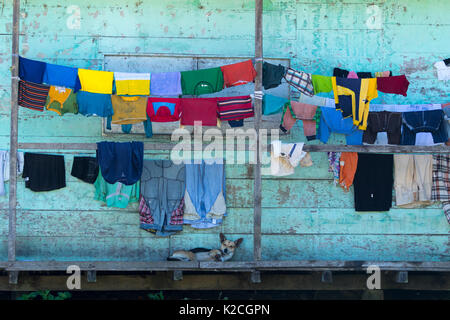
[167,233,243,262]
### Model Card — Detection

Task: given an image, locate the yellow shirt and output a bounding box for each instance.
[114,72,150,96]
[110,95,148,125]
[78,69,114,94]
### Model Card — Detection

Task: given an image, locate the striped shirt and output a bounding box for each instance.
[217,96,254,121]
[18,80,50,112]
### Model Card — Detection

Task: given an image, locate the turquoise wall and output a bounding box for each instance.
[0,0,448,262]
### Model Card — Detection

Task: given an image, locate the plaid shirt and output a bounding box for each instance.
[283,68,315,97]
[431,154,450,224]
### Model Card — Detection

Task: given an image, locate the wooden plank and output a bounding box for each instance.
[1,260,449,272]
[253,0,263,263]
[261,235,450,262]
[8,0,20,263]
[0,272,449,291]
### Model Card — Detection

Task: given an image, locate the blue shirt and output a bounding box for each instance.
[43,63,80,90]
[318,107,363,145]
[19,56,46,84]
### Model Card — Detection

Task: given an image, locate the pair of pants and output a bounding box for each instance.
[394,154,433,207]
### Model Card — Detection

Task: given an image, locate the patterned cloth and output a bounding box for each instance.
[283,67,314,97]
[18,80,50,111]
[139,196,184,234]
[328,151,341,186]
[431,154,450,224]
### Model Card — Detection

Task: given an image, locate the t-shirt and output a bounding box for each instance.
[311,75,334,95]
[262,94,288,115]
[220,59,257,88]
[45,86,78,115]
[77,69,114,94]
[150,72,182,96]
[94,171,140,209]
[76,91,113,117]
[43,63,79,89]
[376,75,409,96]
[114,72,150,96]
[19,56,46,84]
[110,95,148,125]
[262,62,285,90]
[181,67,224,95]
[147,97,182,122]
[180,98,218,126]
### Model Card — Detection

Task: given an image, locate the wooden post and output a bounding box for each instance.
[8,0,20,264]
[253,0,263,265]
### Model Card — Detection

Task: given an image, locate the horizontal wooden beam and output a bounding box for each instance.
[0,272,449,291]
[17,142,450,153]
[1,260,449,272]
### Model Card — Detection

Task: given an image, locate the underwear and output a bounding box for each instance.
[376,75,410,96]
[183,160,226,228]
[147,97,182,122]
[110,95,148,125]
[181,67,224,96]
[114,72,150,96]
[18,80,50,112]
[43,63,80,89]
[19,56,46,84]
[339,152,358,191]
[94,171,140,208]
[333,77,378,130]
[262,94,289,115]
[180,98,218,126]
[22,152,66,192]
[77,69,114,94]
[45,86,78,115]
[96,141,144,186]
[353,153,394,212]
[217,95,254,121]
[150,72,182,96]
[262,62,285,90]
[139,160,186,236]
[363,111,402,145]
[220,59,257,88]
[71,156,99,184]
[280,101,317,140]
[401,110,448,145]
[76,91,114,117]
[283,67,314,97]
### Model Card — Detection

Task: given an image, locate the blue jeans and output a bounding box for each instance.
[401,110,448,145]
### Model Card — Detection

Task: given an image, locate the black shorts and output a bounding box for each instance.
[22,153,66,192]
[71,156,99,184]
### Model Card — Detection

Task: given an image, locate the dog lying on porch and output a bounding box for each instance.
[167,233,243,262]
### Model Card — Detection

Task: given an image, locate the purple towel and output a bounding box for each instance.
[150,72,182,96]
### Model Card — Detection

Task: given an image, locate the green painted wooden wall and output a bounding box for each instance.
[0,0,448,262]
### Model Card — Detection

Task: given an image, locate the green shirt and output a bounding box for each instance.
[311,75,333,95]
[181,67,224,95]
[45,91,79,115]
[94,172,140,208]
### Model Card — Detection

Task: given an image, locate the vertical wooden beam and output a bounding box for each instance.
[8,0,20,263]
[253,0,263,263]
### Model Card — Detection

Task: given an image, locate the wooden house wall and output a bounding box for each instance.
[0,0,448,262]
